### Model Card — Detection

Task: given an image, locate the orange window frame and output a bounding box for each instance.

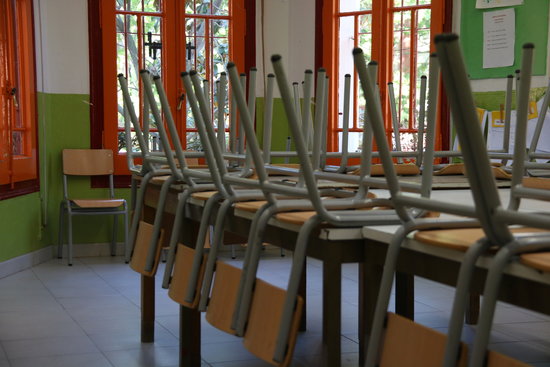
[321,0,448,155]
[99,0,247,175]
[0,0,38,198]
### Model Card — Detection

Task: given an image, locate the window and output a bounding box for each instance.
[91,0,251,176]
[0,0,38,199]
[321,0,449,156]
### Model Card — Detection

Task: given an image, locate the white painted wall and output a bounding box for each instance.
[255,0,316,96]
[34,0,89,94]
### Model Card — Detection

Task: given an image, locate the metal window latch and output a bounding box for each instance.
[177,93,185,110]
[9,87,18,109]
[144,32,162,60]
[185,42,196,61]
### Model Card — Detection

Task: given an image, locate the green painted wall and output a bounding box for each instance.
[0,193,44,262]
[0,92,131,263]
[38,92,130,247]
[255,97,299,163]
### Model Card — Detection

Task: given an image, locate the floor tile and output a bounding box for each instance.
[9,352,113,367]
[0,255,548,366]
[3,335,99,359]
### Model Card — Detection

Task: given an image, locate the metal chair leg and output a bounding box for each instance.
[470,244,517,367]
[110,214,118,256]
[67,210,74,266]
[274,215,321,363]
[57,202,65,259]
[442,239,491,367]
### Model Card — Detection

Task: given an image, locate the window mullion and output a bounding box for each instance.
[409,9,417,131]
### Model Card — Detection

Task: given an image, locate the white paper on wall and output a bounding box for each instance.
[476,0,523,9]
[483,8,515,68]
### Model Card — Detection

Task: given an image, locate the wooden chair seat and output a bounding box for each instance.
[129,221,164,277]
[71,199,125,208]
[168,244,207,308]
[234,200,268,213]
[149,175,173,184]
[275,211,317,225]
[433,163,466,176]
[433,163,506,177]
[191,191,219,201]
[205,261,242,334]
[519,252,550,272]
[491,166,512,180]
[378,313,468,367]
[353,163,421,176]
[522,176,550,190]
[414,227,549,252]
[243,279,304,367]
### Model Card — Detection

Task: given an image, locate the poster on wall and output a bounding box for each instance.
[483,8,515,68]
[476,0,523,9]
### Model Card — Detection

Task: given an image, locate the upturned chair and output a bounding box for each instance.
[358,35,550,367]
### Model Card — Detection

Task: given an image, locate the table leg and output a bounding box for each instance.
[299,258,307,332]
[141,275,155,342]
[395,272,414,320]
[322,261,341,367]
[360,250,384,367]
[179,305,201,367]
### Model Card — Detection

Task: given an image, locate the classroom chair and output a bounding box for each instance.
[357,36,549,367]
[433,36,550,367]
[58,149,128,266]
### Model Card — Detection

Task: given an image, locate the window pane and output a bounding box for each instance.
[116,0,125,11]
[212,19,229,74]
[339,132,363,152]
[143,0,161,13]
[12,131,23,155]
[185,0,194,14]
[392,11,411,129]
[129,0,142,11]
[187,132,203,151]
[117,14,140,132]
[340,0,372,12]
[338,16,355,130]
[212,0,229,15]
[195,0,210,14]
[400,132,417,152]
[143,16,162,75]
[186,101,196,128]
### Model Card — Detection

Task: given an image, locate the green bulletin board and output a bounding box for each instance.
[461,0,549,79]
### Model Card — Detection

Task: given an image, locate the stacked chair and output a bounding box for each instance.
[358,34,549,367]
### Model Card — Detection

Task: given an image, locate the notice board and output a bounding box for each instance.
[461,0,549,79]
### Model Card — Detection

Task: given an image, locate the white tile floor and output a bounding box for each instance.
[0,249,550,366]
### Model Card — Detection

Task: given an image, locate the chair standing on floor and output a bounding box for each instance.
[58,149,129,266]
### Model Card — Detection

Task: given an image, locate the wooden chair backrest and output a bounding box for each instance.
[379,313,468,367]
[129,221,164,277]
[168,244,207,309]
[205,261,242,334]
[63,149,114,176]
[243,279,304,367]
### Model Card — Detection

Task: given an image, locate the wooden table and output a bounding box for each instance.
[142,183,391,367]
[140,185,550,367]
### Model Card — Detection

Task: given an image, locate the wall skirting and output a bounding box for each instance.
[0,246,53,279]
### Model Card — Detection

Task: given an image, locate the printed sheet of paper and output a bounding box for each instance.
[483,8,515,68]
[476,0,523,9]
